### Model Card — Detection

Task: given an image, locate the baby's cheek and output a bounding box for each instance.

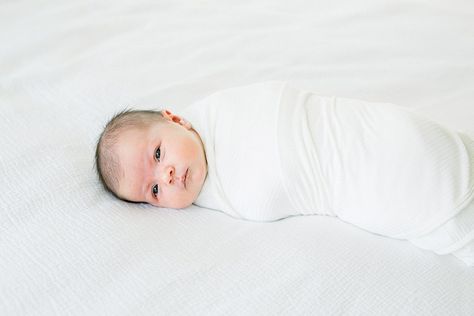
[162,191,190,209]
[183,144,198,157]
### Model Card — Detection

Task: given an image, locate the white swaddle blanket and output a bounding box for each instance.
[182,81,474,265]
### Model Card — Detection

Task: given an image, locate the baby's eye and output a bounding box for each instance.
[152,184,159,197]
[155,147,161,161]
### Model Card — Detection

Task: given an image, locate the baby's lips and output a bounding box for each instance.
[182,168,188,188]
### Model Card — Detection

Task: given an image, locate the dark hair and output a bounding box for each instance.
[95,109,165,200]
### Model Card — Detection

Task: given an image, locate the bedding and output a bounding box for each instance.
[1,0,474,315]
[183,80,474,264]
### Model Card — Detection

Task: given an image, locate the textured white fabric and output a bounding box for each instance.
[410,195,474,256]
[184,81,474,264]
[453,240,474,266]
[1,0,474,315]
[183,81,334,221]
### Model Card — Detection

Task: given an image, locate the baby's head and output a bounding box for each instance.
[95,109,207,209]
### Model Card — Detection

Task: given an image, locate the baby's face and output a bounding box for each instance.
[114,111,207,209]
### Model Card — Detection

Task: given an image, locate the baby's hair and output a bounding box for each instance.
[95,109,165,200]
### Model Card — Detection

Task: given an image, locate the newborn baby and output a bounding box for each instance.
[96,81,474,266]
[95,108,207,209]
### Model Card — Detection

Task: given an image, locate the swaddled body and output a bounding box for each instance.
[183,81,474,264]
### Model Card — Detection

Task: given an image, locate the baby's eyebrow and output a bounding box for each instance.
[143,140,155,201]
[140,182,147,201]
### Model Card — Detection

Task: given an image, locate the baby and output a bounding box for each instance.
[95,109,208,209]
[96,81,474,265]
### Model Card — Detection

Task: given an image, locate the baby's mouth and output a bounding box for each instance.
[183,168,188,189]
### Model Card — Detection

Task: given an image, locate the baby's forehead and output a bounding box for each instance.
[114,125,148,145]
[113,121,163,149]
[112,128,148,176]
[111,116,168,151]
[116,120,155,137]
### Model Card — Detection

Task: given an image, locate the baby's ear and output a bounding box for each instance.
[161,109,192,130]
[161,109,175,121]
[179,117,192,130]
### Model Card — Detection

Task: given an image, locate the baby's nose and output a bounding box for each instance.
[161,166,175,185]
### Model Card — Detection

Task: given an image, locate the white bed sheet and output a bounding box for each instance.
[1,0,473,315]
